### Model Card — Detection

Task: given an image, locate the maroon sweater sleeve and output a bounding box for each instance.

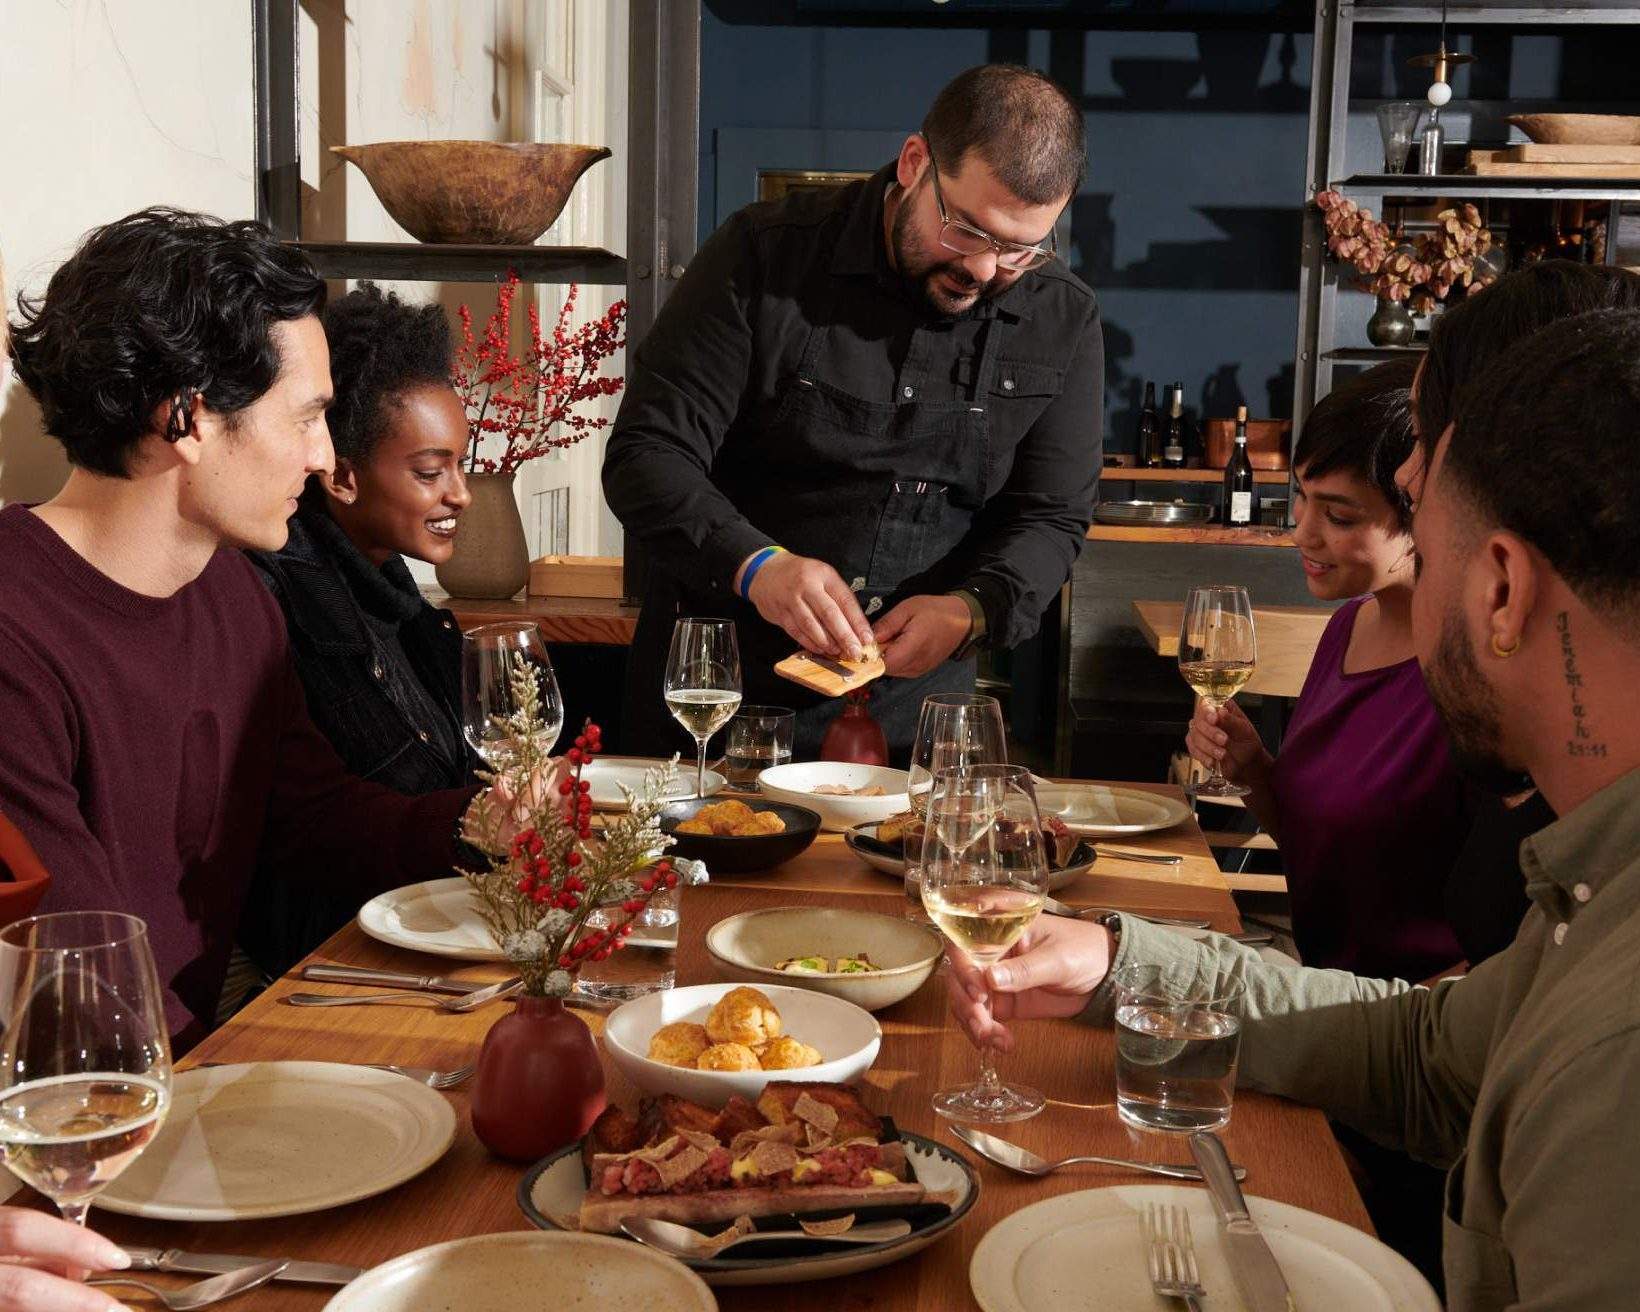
[257,654,478,893]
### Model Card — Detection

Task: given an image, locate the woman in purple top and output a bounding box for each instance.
[1187,359,1465,982]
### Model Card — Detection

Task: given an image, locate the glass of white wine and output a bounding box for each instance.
[904,694,1008,917]
[921,764,1049,1123]
[0,912,171,1227]
[1179,585,1258,799]
[665,618,743,798]
[462,622,565,771]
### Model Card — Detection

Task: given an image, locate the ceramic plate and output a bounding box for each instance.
[322,1231,715,1312]
[357,877,675,960]
[98,1062,455,1221]
[970,1184,1440,1312]
[585,756,723,808]
[842,824,1095,894]
[519,1129,978,1287]
[1031,785,1192,836]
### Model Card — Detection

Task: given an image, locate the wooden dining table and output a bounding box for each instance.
[81,783,1371,1310]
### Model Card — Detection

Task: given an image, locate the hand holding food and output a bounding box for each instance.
[739,549,875,660]
[872,594,973,677]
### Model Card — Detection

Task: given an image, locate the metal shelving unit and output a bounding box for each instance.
[1292,0,1640,427]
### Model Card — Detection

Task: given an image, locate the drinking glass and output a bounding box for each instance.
[921,765,1048,1123]
[1178,586,1257,799]
[723,706,795,788]
[0,912,172,1226]
[665,619,743,797]
[461,622,565,771]
[1112,964,1244,1133]
[905,693,1008,914]
[1376,101,1425,173]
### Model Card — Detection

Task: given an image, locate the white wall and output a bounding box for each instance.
[1,0,625,560]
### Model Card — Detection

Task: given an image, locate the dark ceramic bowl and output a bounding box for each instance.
[659,798,820,875]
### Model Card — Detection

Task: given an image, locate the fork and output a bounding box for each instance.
[365,1061,475,1089]
[1143,1202,1207,1311]
[284,976,522,1013]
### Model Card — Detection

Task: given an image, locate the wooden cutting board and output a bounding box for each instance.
[774,647,886,697]
[1465,159,1640,178]
[1508,143,1640,163]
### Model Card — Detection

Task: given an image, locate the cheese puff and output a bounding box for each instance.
[647,1021,711,1067]
[705,985,783,1047]
[758,1035,822,1070]
[696,1042,762,1072]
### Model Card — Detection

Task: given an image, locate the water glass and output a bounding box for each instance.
[1376,101,1424,173]
[723,706,794,788]
[1112,964,1243,1134]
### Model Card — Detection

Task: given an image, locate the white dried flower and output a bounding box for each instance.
[502,929,547,964]
[534,907,574,939]
[543,970,572,997]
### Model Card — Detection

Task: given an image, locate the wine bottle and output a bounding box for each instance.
[1222,404,1257,526]
[1137,382,1161,468]
[1162,384,1186,469]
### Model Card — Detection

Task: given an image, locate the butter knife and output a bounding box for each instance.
[1189,1132,1297,1312]
[122,1247,361,1287]
[800,650,863,680]
[301,964,486,995]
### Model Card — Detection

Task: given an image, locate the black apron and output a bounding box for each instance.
[624,279,1008,765]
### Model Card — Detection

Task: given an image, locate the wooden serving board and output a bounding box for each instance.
[774,648,886,697]
[1465,160,1640,178]
[1509,143,1640,163]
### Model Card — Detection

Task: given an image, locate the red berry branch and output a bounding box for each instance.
[452,273,628,476]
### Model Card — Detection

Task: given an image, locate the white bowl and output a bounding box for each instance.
[705,906,945,1012]
[756,761,911,832]
[602,982,880,1107]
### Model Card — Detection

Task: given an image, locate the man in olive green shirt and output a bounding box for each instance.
[948,307,1640,1311]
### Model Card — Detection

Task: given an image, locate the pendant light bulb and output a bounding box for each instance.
[1428,80,1452,107]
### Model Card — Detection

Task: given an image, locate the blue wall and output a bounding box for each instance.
[698,10,1640,456]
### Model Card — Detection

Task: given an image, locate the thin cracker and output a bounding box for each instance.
[748,1139,800,1177]
[792,1091,840,1136]
[799,1214,857,1237]
[652,1145,709,1189]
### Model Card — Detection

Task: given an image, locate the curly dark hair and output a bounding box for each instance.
[321,283,453,466]
[1295,357,1420,534]
[6,207,325,478]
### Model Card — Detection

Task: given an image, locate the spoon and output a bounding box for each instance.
[621,1215,912,1259]
[952,1124,1247,1182]
[88,1259,288,1309]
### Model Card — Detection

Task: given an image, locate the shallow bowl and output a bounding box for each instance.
[756,761,911,832]
[659,798,819,874]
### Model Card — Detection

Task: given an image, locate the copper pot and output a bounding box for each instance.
[1202,418,1291,471]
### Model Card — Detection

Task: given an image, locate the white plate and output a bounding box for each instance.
[357,877,676,960]
[323,1231,715,1311]
[970,1184,1440,1312]
[1032,785,1192,836]
[842,824,1095,894]
[603,981,880,1107]
[585,756,722,808]
[757,762,910,832]
[98,1062,455,1221]
[520,1129,978,1287]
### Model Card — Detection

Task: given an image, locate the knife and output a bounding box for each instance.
[122,1247,361,1287]
[300,964,487,995]
[800,650,863,680]
[1188,1132,1297,1311]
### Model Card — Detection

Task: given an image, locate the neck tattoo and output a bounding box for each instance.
[1558,611,1607,759]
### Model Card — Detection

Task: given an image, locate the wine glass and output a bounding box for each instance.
[0,912,172,1227]
[905,694,1008,914]
[461,622,565,771]
[1179,585,1258,799]
[921,765,1049,1123]
[665,618,743,798]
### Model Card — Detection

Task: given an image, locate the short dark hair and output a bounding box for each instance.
[1445,308,1640,631]
[6,207,325,478]
[1417,260,1640,451]
[322,283,453,465]
[1295,357,1420,533]
[921,64,1085,205]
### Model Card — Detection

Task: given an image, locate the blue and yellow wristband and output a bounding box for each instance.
[737,545,785,600]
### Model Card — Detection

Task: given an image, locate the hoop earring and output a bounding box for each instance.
[1491,633,1520,658]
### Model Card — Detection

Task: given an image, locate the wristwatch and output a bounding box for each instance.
[947,587,988,661]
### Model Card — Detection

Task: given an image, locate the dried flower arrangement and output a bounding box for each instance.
[1316,191,1497,312]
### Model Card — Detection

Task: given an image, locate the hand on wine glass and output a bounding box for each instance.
[921,765,1049,1123]
[1178,585,1257,799]
[665,619,742,798]
[1184,699,1270,785]
[943,914,1117,1056]
[0,913,171,1234]
[0,1207,132,1309]
[461,622,565,772]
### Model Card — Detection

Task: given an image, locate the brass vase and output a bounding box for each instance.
[435,471,530,600]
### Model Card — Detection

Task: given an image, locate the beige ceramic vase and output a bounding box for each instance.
[435,471,530,600]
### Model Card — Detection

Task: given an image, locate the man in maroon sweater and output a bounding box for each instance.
[1,209,511,1047]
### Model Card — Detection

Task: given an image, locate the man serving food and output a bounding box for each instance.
[603,64,1102,758]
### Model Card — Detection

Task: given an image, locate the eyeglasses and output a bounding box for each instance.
[923,143,1058,273]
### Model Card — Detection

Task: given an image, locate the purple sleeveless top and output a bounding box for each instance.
[1269,596,1467,981]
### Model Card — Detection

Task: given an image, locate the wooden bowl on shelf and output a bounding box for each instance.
[1506,114,1640,146]
[331,141,612,245]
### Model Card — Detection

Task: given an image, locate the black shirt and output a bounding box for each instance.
[602,162,1104,650]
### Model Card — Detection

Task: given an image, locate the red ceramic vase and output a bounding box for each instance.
[819,689,889,766]
[470,995,606,1162]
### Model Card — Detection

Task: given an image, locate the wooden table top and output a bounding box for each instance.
[1131,599,1330,701]
[79,800,1370,1309]
[423,588,640,645]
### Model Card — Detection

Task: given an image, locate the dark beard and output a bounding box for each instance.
[1422,609,1529,796]
[890,184,1001,318]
